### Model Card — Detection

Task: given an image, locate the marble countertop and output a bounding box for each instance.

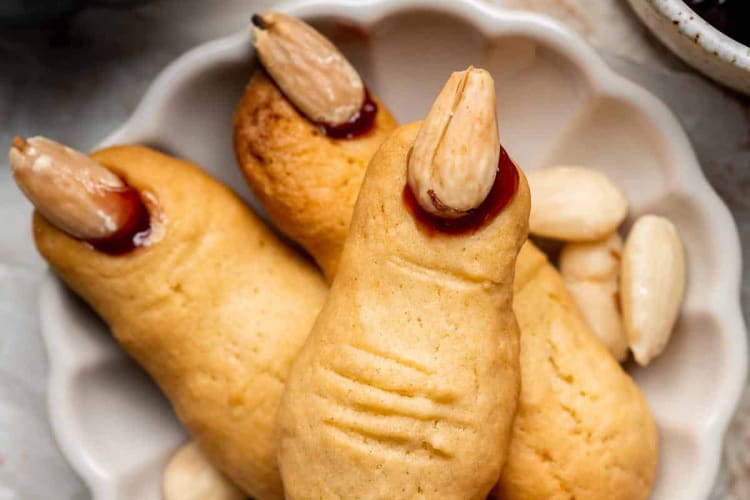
[0,1,747,499]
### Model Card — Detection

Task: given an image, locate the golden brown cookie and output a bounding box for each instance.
[233,71,397,282]
[491,242,658,500]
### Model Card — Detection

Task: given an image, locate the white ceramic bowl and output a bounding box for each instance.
[39,1,747,499]
[627,0,750,94]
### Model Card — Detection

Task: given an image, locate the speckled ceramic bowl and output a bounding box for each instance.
[627,0,750,94]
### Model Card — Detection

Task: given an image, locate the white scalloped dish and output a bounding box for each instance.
[39,1,747,499]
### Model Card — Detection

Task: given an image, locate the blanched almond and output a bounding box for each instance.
[9,136,130,240]
[621,215,686,366]
[528,166,628,241]
[252,12,364,125]
[162,442,245,500]
[407,67,499,218]
[560,233,628,361]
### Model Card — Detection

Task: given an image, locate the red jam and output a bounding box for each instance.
[403,146,519,235]
[317,88,378,139]
[85,187,151,255]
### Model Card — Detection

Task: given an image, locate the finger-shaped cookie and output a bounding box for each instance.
[235,46,659,496]
[491,242,658,500]
[278,68,530,499]
[233,12,398,281]
[11,137,326,500]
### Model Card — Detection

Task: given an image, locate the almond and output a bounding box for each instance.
[9,136,131,240]
[560,233,628,361]
[621,215,686,366]
[407,67,499,218]
[252,12,364,125]
[162,442,244,500]
[528,166,628,241]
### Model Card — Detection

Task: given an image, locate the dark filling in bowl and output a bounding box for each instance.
[684,0,749,47]
[317,89,378,139]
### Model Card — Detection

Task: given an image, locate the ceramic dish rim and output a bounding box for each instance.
[642,0,750,70]
[39,1,747,499]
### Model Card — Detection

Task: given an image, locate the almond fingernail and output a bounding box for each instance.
[10,136,134,241]
[407,67,500,219]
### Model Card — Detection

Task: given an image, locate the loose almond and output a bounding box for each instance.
[252,12,364,125]
[621,215,686,366]
[9,136,132,240]
[528,166,628,241]
[560,233,628,361]
[162,442,245,500]
[407,67,499,218]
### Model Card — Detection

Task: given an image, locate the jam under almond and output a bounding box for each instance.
[404,146,519,235]
[85,187,151,255]
[317,89,378,139]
